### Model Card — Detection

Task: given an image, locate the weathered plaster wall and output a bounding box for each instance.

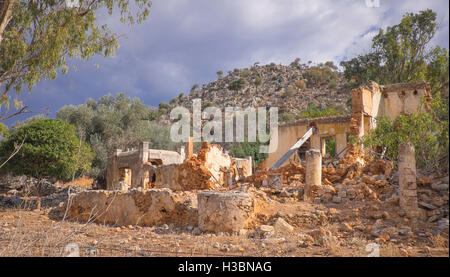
[264,116,351,169]
[262,81,431,169]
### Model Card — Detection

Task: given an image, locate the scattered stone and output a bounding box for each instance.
[332,196,342,203]
[257,225,275,237]
[263,237,286,245]
[418,202,438,210]
[273,218,294,233]
[431,183,449,192]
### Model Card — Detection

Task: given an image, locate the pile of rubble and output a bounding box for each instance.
[0,175,85,210]
[245,163,305,188]
[1,140,448,243]
[49,186,269,234]
[155,142,244,191]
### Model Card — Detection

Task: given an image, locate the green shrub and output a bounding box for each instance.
[229,78,247,91]
[148,111,161,121]
[0,123,9,138]
[279,113,296,122]
[363,96,448,169]
[328,79,338,89]
[299,103,342,118]
[0,118,94,180]
[303,63,339,87]
[230,139,268,167]
[325,137,336,157]
[158,102,170,114]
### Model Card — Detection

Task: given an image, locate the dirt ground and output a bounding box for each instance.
[0,197,447,257]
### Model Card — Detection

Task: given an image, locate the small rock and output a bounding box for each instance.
[428,214,442,222]
[332,196,341,203]
[192,227,201,236]
[418,202,438,210]
[238,229,247,236]
[431,183,448,192]
[339,223,353,232]
[263,237,286,244]
[273,218,294,233]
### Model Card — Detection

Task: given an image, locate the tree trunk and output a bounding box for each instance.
[0,0,14,45]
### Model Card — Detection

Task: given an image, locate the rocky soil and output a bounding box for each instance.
[0,169,448,257]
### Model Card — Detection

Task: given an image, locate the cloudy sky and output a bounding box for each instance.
[3,0,449,126]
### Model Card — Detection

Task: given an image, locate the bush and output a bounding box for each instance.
[328,79,338,89]
[230,139,268,167]
[0,123,9,138]
[148,111,161,121]
[229,78,247,91]
[363,96,448,170]
[299,103,342,118]
[279,113,296,122]
[303,63,339,87]
[158,102,170,114]
[0,118,94,181]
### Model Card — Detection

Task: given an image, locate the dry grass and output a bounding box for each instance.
[430,234,449,248]
[60,176,94,188]
[380,243,404,257]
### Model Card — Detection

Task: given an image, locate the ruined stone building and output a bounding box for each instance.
[106,140,253,191]
[263,81,431,169]
[106,142,185,190]
[106,81,431,191]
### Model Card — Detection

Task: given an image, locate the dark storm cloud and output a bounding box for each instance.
[4,0,449,126]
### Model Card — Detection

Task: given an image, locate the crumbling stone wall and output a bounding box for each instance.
[398,142,419,218]
[264,115,352,169]
[154,143,245,191]
[56,188,198,227]
[262,81,431,169]
[106,142,184,190]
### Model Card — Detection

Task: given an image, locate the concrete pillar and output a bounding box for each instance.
[139,141,149,163]
[398,142,419,218]
[335,133,347,157]
[106,149,121,190]
[186,136,194,159]
[310,134,321,151]
[304,149,322,202]
[320,138,326,157]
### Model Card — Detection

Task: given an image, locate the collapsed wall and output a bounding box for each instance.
[54,189,198,227]
[154,142,248,191]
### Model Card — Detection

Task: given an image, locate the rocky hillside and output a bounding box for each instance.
[168,61,352,118]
